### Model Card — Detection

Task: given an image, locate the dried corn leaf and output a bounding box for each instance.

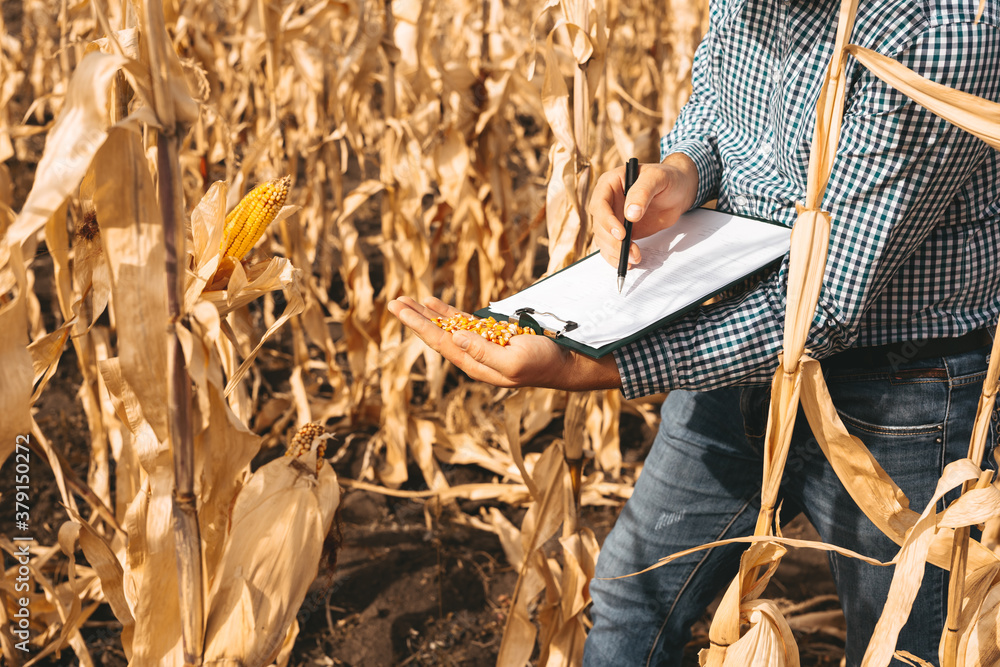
[97,357,149,437]
[780,209,830,373]
[186,181,229,307]
[939,482,1000,530]
[557,527,599,624]
[704,541,790,666]
[586,390,622,477]
[43,198,72,322]
[62,510,135,658]
[799,358,997,571]
[957,571,1000,667]
[0,241,34,465]
[27,321,72,402]
[194,388,263,577]
[378,332,433,486]
[410,418,452,492]
[93,127,170,443]
[341,478,531,506]
[432,431,518,480]
[498,444,574,667]
[4,51,127,248]
[503,390,541,502]
[488,506,526,570]
[500,548,549,667]
[123,473,185,666]
[219,261,305,396]
[861,460,987,667]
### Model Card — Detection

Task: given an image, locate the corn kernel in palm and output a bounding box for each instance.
[431,313,535,346]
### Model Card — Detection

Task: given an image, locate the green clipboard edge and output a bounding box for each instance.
[473,209,789,359]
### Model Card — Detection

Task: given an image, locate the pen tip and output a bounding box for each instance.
[617,276,624,294]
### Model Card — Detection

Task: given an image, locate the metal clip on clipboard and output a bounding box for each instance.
[511,307,578,339]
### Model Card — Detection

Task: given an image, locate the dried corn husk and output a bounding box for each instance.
[203,443,340,665]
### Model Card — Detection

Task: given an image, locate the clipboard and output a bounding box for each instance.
[474,207,791,359]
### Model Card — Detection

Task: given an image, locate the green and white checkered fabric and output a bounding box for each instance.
[614,0,1000,399]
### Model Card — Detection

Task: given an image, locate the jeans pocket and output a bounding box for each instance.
[830,376,948,436]
[740,386,768,441]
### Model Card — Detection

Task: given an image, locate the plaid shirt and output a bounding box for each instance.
[614,0,1000,399]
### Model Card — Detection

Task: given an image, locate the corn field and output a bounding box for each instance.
[3,0,1000,665]
[0,0,710,664]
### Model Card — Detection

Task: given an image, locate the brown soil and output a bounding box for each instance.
[284,489,846,667]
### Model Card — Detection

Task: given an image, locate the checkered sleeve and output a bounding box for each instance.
[659,13,722,208]
[616,20,1000,399]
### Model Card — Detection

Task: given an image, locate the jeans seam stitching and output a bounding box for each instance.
[952,374,988,387]
[940,364,954,502]
[836,414,942,436]
[644,496,757,667]
[842,425,941,436]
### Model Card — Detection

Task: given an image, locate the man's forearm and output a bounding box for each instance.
[563,350,622,392]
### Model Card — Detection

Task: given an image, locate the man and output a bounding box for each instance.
[389,0,1000,663]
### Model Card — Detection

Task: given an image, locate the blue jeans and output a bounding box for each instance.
[585,346,996,667]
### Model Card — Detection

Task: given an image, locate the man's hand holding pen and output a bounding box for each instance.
[589,152,701,272]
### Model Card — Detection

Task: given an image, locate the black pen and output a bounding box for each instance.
[617,157,640,294]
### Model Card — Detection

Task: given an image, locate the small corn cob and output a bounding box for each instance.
[432,314,536,347]
[285,421,331,474]
[221,175,291,259]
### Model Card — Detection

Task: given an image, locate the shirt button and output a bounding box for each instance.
[734,195,749,207]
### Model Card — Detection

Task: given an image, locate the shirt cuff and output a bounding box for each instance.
[660,138,721,210]
[613,333,676,400]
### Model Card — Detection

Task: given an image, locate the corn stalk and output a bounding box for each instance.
[138,0,204,661]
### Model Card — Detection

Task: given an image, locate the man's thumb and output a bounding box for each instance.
[454,331,472,350]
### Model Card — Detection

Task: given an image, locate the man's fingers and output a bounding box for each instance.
[421,296,467,318]
[622,168,668,223]
[589,170,628,243]
[393,302,439,342]
[393,295,467,321]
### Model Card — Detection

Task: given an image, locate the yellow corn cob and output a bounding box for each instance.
[221,175,291,259]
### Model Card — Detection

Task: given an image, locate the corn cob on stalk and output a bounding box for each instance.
[221,175,291,259]
[432,314,536,347]
[285,422,332,474]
